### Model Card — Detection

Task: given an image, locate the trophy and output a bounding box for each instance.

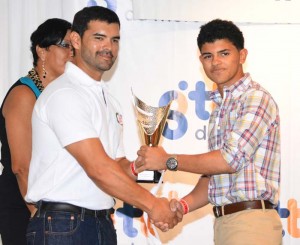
[132,92,172,183]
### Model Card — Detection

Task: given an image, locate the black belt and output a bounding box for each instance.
[213,200,274,218]
[37,201,114,218]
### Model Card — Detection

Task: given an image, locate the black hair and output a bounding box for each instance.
[30,18,71,67]
[71,6,120,38]
[197,19,244,52]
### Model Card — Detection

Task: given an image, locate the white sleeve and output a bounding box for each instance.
[44,88,98,147]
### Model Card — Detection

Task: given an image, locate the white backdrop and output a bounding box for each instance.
[0,0,300,244]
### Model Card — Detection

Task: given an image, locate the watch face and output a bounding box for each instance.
[167,157,178,171]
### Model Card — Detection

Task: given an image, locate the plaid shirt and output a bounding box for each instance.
[208,73,280,206]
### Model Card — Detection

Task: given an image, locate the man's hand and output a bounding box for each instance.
[135,145,168,173]
[149,198,183,232]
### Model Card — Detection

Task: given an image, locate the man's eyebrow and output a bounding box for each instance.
[93,33,120,39]
[93,33,106,38]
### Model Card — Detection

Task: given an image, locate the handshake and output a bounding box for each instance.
[148,198,185,232]
[134,145,190,231]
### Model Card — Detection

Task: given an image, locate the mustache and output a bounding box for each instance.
[96,50,113,58]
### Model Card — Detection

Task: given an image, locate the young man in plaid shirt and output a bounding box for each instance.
[136,19,282,245]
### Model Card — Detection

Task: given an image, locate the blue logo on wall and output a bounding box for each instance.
[159,80,211,140]
[87,0,117,12]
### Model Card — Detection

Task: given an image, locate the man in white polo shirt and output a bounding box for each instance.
[25,6,182,245]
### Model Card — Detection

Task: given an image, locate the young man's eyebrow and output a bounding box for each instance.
[218,49,230,53]
[202,49,230,55]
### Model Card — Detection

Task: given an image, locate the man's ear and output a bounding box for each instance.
[70,31,81,50]
[239,48,248,64]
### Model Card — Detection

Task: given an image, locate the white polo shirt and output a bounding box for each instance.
[26,62,125,210]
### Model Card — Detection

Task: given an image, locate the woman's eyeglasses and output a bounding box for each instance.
[55,40,72,49]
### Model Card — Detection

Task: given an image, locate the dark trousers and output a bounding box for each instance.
[26,202,117,245]
[0,208,30,245]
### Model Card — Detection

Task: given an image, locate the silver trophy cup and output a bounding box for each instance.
[132,92,171,183]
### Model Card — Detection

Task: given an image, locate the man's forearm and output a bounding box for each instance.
[181,176,210,213]
[177,150,235,175]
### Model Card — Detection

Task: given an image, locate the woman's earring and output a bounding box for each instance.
[42,60,47,79]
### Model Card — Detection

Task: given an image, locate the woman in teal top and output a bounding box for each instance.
[0,18,72,245]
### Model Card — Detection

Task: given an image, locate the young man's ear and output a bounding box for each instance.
[239,48,248,64]
[199,54,205,65]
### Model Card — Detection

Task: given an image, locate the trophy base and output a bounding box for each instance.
[136,170,162,183]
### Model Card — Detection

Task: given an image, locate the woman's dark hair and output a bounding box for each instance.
[30,18,71,67]
[197,19,244,52]
[71,6,120,38]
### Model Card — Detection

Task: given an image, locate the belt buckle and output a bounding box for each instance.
[215,206,220,217]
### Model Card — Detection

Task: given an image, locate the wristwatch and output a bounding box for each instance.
[166,155,178,171]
